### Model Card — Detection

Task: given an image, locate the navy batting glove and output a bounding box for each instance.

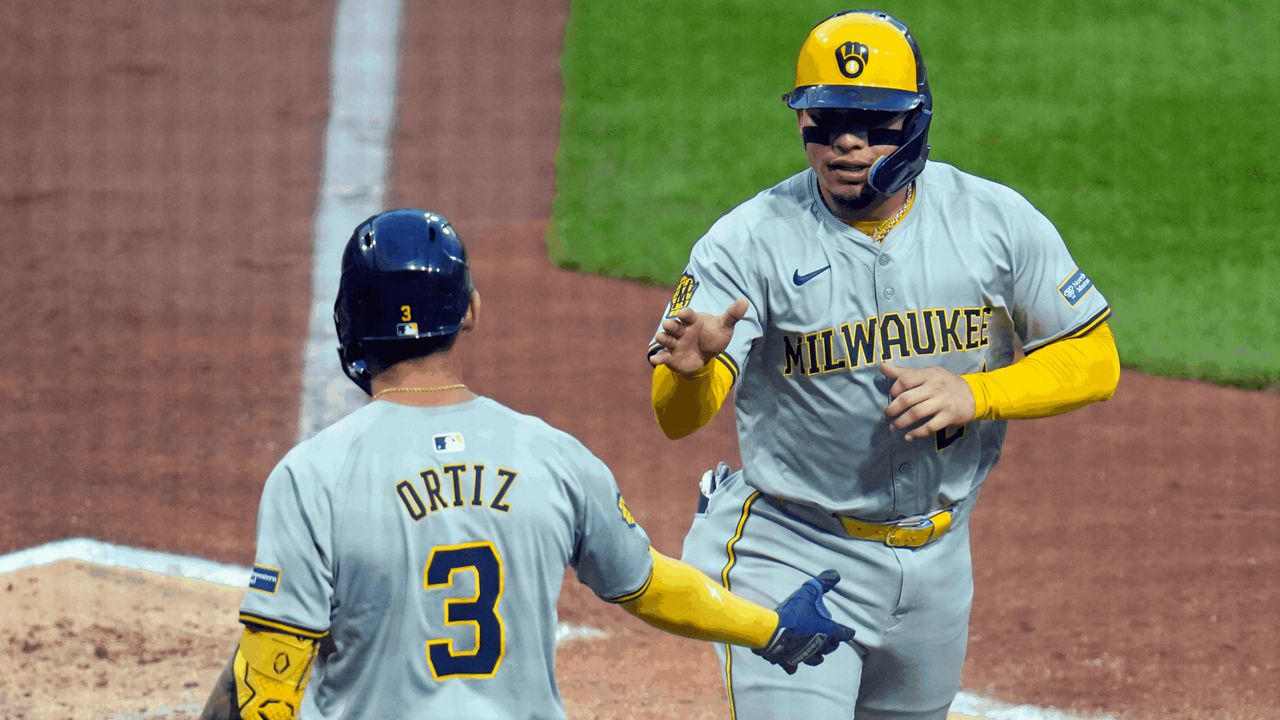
[753,570,855,674]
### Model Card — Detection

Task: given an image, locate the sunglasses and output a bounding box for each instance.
[802,109,905,147]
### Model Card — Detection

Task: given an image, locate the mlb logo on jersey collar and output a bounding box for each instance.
[434,433,465,453]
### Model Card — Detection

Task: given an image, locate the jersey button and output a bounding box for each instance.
[878,255,890,266]
[898,462,911,473]
[883,287,895,299]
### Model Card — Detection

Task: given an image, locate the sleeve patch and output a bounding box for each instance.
[616,493,637,527]
[1058,269,1095,307]
[666,272,698,317]
[248,565,281,594]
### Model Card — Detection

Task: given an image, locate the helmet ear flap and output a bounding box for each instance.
[338,345,373,396]
[868,107,931,195]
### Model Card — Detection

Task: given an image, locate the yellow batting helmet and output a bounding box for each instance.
[783,10,933,194]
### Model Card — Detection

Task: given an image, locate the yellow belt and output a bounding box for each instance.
[839,507,955,548]
[765,495,958,548]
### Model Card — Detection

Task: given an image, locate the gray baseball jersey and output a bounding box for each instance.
[240,396,653,720]
[655,160,1110,520]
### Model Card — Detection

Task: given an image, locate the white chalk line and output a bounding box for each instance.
[950,693,1116,720]
[0,536,248,586]
[296,0,405,441]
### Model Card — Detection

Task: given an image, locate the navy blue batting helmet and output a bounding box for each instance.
[334,209,473,395]
[783,9,932,195]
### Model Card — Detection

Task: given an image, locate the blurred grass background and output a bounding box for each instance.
[550,1,1279,387]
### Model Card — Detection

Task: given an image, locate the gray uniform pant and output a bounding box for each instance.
[681,471,977,720]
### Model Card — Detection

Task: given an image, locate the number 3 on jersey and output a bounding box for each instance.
[425,541,505,679]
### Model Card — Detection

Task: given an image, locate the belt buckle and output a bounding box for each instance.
[883,525,908,547]
[883,518,930,548]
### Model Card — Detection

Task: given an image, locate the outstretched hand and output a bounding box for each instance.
[650,299,749,376]
[880,363,976,442]
[753,570,856,674]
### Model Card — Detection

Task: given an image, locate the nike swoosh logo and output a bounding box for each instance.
[792,264,832,286]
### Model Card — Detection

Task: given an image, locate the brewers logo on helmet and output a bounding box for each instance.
[835,41,871,78]
[783,10,933,195]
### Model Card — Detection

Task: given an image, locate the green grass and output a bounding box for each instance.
[551,1,1280,387]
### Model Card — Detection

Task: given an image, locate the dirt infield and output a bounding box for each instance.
[0,562,242,719]
[0,1,1276,719]
[0,0,335,560]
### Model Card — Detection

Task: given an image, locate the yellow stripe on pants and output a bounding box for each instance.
[718,490,761,720]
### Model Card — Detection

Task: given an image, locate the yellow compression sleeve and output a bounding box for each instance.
[233,626,318,720]
[651,360,735,439]
[621,548,778,648]
[962,322,1120,420]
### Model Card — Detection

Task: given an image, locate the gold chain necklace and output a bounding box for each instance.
[372,384,467,400]
[871,182,915,242]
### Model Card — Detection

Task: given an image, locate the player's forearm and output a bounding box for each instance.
[201,627,317,720]
[650,361,734,439]
[198,651,242,720]
[621,548,778,648]
[962,322,1119,420]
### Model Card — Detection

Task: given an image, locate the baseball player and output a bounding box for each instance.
[198,209,854,720]
[647,10,1121,719]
